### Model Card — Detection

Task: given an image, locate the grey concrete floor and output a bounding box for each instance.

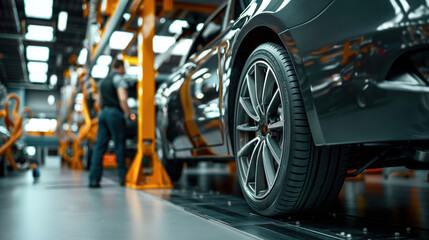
[0,158,255,240]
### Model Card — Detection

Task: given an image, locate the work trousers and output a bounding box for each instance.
[89,108,126,183]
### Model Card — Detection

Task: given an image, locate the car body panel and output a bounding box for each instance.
[156,0,429,159]
[281,0,429,145]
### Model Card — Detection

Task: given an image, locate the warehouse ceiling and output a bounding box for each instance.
[0,0,224,90]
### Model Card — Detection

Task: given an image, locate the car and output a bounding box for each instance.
[155,0,429,216]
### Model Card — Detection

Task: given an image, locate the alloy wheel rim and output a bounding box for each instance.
[236,60,284,199]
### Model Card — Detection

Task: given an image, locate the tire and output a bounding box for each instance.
[155,123,183,182]
[233,43,347,216]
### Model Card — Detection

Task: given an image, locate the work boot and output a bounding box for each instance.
[88,182,101,188]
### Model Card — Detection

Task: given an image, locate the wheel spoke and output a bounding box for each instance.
[262,141,276,187]
[261,68,276,110]
[254,142,266,194]
[237,123,259,132]
[245,139,262,185]
[246,74,260,118]
[237,137,259,158]
[254,63,265,111]
[268,120,284,131]
[266,135,281,164]
[239,96,260,121]
[267,89,281,117]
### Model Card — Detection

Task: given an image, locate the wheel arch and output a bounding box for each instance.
[226,25,292,154]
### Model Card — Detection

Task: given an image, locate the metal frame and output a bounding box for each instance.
[125,0,172,189]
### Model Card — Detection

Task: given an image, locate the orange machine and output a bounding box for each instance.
[58,70,102,170]
[0,93,39,177]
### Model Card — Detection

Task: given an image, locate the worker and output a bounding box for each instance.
[89,58,134,187]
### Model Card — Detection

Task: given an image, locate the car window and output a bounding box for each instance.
[186,5,227,58]
[233,0,253,20]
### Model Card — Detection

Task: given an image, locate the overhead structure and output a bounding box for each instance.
[89,0,132,69]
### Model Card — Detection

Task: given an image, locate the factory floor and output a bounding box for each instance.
[1,157,429,239]
[0,157,253,240]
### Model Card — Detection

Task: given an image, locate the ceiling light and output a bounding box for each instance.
[24,0,53,19]
[25,118,57,132]
[50,74,57,87]
[58,11,68,31]
[169,20,189,34]
[47,95,55,105]
[197,23,204,31]
[26,46,49,61]
[27,62,48,73]
[78,48,88,65]
[29,73,47,83]
[123,13,131,21]
[97,55,112,65]
[109,31,133,50]
[172,38,193,55]
[91,65,109,78]
[26,25,53,41]
[153,35,176,53]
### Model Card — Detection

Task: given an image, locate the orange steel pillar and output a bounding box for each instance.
[125,0,172,189]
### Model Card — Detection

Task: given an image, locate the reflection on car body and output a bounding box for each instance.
[155,0,429,216]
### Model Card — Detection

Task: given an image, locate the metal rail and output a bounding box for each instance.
[89,0,132,68]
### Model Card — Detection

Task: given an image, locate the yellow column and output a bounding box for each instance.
[125,0,172,189]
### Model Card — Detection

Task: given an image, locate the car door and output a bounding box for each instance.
[167,4,231,155]
[176,3,235,155]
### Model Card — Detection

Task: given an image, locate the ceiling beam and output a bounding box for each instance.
[6,82,52,90]
[9,0,29,82]
[89,0,132,69]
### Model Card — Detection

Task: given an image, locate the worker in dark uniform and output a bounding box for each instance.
[89,59,133,187]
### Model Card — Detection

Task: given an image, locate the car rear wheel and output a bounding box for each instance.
[233,43,347,216]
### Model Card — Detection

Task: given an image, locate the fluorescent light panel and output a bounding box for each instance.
[169,20,189,34]
[27,61,48,73]
[29,73,47,83]
[91,65,109,78]
[109,31,133,50]
[77,48,88,65]
[26,25,53,41]
[26,46,49,61]
[153,35,176,53]
[58,11,68,31]
[24,0,53,19]
[97,55,112,65]
[25,118,57,132]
